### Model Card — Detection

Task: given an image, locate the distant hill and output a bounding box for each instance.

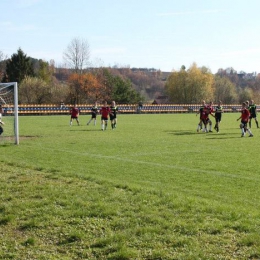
[1,57,169,102]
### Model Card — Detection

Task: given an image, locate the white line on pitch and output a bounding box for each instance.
[30,144,260,181]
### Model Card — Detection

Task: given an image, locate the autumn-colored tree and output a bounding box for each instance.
[214,76,238,103]
[95,68,114,101]
[68,72,101,103]
[166,63,214,103]
[68,73,86,104]
[19,75,70,104]
[93,68,143,103]
[165,69,187,103]
[50,81,70,105]
[250,76,260,103]
[19,76,52,104]
[81,73,100,102]
[67,69,117,104]
[238,87,253,103]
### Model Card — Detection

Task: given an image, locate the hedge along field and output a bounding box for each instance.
[1,113,260,259]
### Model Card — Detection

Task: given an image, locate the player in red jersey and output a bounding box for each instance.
[237,102,253,137]
[196,100,206,132]
[201,106,215,133]
[100,101,111,131]
[70,104,80,126]
[207,101,214,132]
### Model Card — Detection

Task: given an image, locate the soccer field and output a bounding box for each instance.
[1,113,260,259]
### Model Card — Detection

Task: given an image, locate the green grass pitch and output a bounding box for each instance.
[1,113,260,259]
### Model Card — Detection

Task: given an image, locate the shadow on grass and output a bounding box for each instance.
[206,136,241,139]
[0,143,14,147]
[165,130,242,139]
[67,128,101,132]
[21,135,42,138]
[165,130,198,136]
[207,135,253,139]
[201,131,243,139]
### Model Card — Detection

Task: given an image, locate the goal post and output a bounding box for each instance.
[0,82,19,145]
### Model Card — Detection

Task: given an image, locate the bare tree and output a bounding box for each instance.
[0,51,6,61]
[63,37,90,74]
[0,50,8,81]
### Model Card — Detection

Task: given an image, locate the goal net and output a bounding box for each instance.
[0,82,19,145]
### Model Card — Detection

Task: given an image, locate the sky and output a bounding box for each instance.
[1,0,260,73]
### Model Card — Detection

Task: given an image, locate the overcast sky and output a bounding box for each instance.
[1,0,260,73]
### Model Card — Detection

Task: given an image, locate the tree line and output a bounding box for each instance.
[0,49,144,105]
[166,64,260,104]
[1,38,260,105]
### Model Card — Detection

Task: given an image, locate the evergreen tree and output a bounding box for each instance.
[111,76,142,103]
[2,48,34,83]
[100,68,143,103]
[37,59,52,83]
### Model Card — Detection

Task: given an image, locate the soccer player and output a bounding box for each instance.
[201,106,215,133]
[0,104,3,120]
[196,100,206,132]
[0,105,4,135]
[237,102,253,137]
[109,101,118,129]
[87,102,98,126]
[248,100,259,128]
[0,121,3,135]
[214,100,223,133]
[70,104,80,126]
[100,101,110,131]
[207,101,214,132]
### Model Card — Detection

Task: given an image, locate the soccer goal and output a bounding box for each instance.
[0,82,19,145]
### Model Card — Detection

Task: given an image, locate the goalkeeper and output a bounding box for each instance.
[0,104,4,135]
